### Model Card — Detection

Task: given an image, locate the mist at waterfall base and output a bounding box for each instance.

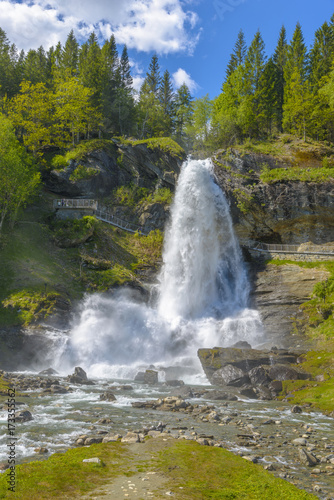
[59,158,263,383]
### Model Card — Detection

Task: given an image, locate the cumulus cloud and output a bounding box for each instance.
[0,0,200,54]
[172,68,198,93]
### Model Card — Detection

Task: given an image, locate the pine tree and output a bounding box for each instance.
[283,23,309,138]
[159,70,174,135]
[0,28,20,98]
[225,29,247,81]
[145,54,161,96]
[100,36,119,133]
[285,23,308,84]
[256,58,279,135]
[273,25,288,131]
[23,46,49,84]
[309,21,334,90]
[115,45,134,135]
[61,30,79,76]
[174,83,193,144]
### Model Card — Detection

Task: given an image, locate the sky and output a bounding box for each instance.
[0,0,334,99]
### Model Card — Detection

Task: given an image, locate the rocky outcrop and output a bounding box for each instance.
[45,140,185,199]
[197,347,311,400]
[212,149,334,244]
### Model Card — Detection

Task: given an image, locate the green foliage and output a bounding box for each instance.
[133,136,185,159]
[146,188,173,205]
[2,290,62,326]
[232,188,254,213]
[53,216,98,245]
[112,184,149,208]
[260,165,334,183]
[69,164,98,182]
[0,114,41,234]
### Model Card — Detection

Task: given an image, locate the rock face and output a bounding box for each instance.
[197,347,310,399]
[212,149,334,244]
[45,141,185,199]
[251,263,330,347]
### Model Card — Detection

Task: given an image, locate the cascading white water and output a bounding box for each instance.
[57,158,263,380]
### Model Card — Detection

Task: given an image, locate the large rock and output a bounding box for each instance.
[212,365,248,386]
[45,140,185,198]
[67,367,94,385]
[198,347,298,383]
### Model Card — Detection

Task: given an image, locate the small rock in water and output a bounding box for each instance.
[99,392,116,402]
[291,405,303,414]
[34,447,48,453]
[299,448,319,467]
[15,410,33,422]
[38,368,58,375]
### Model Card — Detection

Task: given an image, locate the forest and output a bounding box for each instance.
[2,13,334,230]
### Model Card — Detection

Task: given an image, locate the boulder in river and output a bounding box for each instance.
[67,366,94,385]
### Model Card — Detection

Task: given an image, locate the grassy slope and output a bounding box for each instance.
[0,439,315,499]
[0,191,163,327]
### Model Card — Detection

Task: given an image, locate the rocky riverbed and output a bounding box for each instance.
[0,369,333,499]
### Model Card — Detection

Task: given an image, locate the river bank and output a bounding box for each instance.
[0,369,333,499]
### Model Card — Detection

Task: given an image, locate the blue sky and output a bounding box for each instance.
[0,0,334,99]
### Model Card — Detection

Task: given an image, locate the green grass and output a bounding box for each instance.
[51,139,116,170]
[0,439,316,500]
[132,137,185,159]
[260,165,334,183]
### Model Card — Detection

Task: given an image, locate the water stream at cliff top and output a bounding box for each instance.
[57,157,263,380]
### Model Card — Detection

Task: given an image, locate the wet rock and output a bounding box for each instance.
[131,400,159,409]
[299,448,319,467]
[67,366,94,385]
[15,410,33,422]
[38,368,58,375]
[268,380,283,393]
[50,384,69,394]
[97,417,112,424]
[291,405,303,414]
[248,366,271,386]
[242,455,260,463]
[255,385,273,400]
[34,447,48,453]
[239,386,258,399]
[84,436,103,445]
[99,392,116,402]
[268,365,302,381]
[170,386,194,399]
[144,369,158,384]
[212,365,246,386]
[164,379,185,387]
[115,384,133,390]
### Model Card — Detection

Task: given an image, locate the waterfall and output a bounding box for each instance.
[57,158,263,380]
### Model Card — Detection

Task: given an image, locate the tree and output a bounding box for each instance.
[114,45,135,135]
[225,29,247,80]
[186,94,212,148]
[54,71,101,145]
[309,22,334,90]
[23,46,49,84]
[7,80,53,155]
[61,30,79,77]
[159,70,174,135]
[0,114,40,233]
[137,80,165,138]
[145,54,161,96]
[0,28,20,99]
[174,83,193,144]
[100,35,119,133]
[273,26,288,131]
[256,58,279,135]
[283,67,312,140]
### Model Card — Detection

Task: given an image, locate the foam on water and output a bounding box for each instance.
[53,158,263,379]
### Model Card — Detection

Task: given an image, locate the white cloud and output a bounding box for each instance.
[172,68,198,93]
[132,75,145,92]
[0,0,200,54]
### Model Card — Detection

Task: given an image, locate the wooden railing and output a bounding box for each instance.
[95,206,149,235]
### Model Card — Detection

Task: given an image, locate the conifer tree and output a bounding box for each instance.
[115,45,134,135]
[273,25,288,131]
[225,29,247,81]
[309,21,334,89]
[61,30,79,76]
[145,54,161,96]
[174,83,193,144]
[159,70,174,135]
[100,35,119,133]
